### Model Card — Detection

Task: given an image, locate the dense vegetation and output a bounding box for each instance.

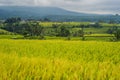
[0,6,120,22]
[0,17,120,80]
[0,40,120,80]
[0,17,120,41]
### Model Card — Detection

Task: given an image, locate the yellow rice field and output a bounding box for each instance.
[0,40,120,80]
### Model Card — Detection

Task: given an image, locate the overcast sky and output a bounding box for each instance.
[0,0,120,14]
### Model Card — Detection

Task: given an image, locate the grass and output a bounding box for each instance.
[0,35,23,39]
[0,29,13,35]
[0,34,113,41]
[0,40,120,80]
[45,35,113,41]
[40,22,91,27]
[84,27,109,33]
[85,34,114,37]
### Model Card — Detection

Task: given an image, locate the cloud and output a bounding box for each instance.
[0,0,120,14]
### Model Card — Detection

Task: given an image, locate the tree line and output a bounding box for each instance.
[1,17,120,41]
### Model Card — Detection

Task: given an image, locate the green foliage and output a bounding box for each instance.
[57,26,70,37]
[73,30,83,37]
[1,19,120,40]
[90,22,102,28]
[4,17,21,23]
[0,35,23,39]
[0,29,13,35]
[113,29,120,41]
[3,22,44,39]
[43,18,51,22]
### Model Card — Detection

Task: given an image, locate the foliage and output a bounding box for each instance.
[0,29,13,35]
[1,19,120,40]
[73,30,83,37]
[113,29,120,41]
[3,22,44,39]
[0,35,23,39]
[57,26,70,37]
[4,17,21,23]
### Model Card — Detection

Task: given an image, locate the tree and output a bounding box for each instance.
[80,25,85,40]
[3,17,21,34]
[43,18,50,22]
[57,26,70,37]
[4,17,21,23]
[92,22,102,28]
[113,29,120,41]
[107,28,113,34]
[21,22,44,38]
[73,30,83,37]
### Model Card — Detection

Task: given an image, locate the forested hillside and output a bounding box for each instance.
[0,6,120,22]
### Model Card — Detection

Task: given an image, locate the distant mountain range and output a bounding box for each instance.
[0,6,120,22]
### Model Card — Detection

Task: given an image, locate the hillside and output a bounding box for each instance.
[0,6,120,22]
[0,6,89,19]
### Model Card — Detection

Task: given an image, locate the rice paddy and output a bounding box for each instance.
[0,40,120,80]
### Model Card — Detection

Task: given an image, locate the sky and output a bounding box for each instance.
[0,0,120,14]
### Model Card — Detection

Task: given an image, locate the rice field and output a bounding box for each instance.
[0,39,120,80]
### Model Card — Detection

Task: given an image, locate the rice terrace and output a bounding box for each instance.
[0,0,120,80]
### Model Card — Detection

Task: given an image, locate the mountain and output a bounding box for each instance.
[0,6,90,19]
[0,6,120,22]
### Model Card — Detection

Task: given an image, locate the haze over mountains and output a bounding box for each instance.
[0,6,119,22]
[0,6,96,18]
